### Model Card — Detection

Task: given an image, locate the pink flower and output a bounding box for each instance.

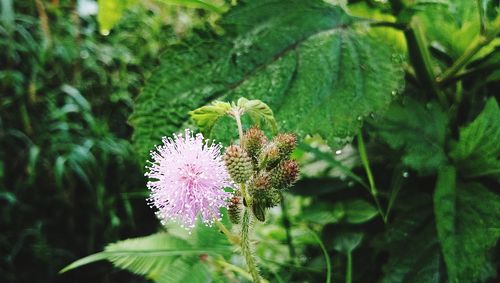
[146,129,233,229]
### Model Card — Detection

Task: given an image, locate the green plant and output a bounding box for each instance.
[23,0,500,282]
[0,0,195,282]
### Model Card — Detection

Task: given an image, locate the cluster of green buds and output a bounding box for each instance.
[224,126,299,223]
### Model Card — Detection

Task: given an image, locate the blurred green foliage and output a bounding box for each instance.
[0,0,213,282]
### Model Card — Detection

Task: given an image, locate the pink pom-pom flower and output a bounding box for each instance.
[146,129,233,229]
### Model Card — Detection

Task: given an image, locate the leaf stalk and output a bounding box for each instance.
[357,131,386,223]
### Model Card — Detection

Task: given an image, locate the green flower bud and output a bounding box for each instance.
[271,160,300,190]
[259,143,281,170]
[223,145,253,183]
[243,126,267,165]
[249,173,281,216]
[253,172,272,190]
[228,196,242,225]
[274,133,296,159]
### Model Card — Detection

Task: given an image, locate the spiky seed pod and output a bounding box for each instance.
[274,133,297,159]
[259,143,281,170]
[252,188,281,209]
[223,145,253,183]
[228,196,242,224]
[248,174,269,221]
[243,126,267,159]
[271,160,300,190]
[253,172,272,190]
[249,173,281,220]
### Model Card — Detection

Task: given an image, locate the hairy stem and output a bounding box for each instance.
[357,131,386,223]
[241,209,261,282]
[233,109,245,145]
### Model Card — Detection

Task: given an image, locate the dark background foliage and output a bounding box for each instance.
[0,0,175,281]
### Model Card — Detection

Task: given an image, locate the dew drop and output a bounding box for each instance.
[357,116,363,121]
[391,90,397,96]
[402,171,409,178]
[335,149,342,155]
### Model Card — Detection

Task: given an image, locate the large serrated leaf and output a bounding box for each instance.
[434,168,500,282]
[380,194,446,283]
[371,98,448,175]
[129,0,404,160]
[451,98,500,178]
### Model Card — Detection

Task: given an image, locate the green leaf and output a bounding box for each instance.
[414,0,480,60]
[189,101,231,137]
[61,217,232,282]
[434,169,500,282]
[348,1,407,54]
[343,199,378,224]
[433,166,458,281]
[380,194,446,283]
[97,0,137,35]
[130,0,404,159]
[301,201,344,225]
[372,99,448,174]
[479,0,500,27]
[451,98,500,178]
[237,98,278,134]
[300,199,377,225]
[97,0,226,35]
[156,0,227,14]
[332,232,363,254]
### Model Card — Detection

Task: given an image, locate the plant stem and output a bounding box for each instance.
[34,0,52,48]
[369,21,405,30]
[241,208,261,282]
[233,109,245,145]
[405,18,448,108]
[309,229,331,283]
[476,0,486,35]
[240,182,252,207]
[215,258,254,281]
[437,12,500,85]
[345,252,352,283]
[357,131,386,223]
[436,34,495,85]
[214,219,240,245]
[384,165,404,222]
